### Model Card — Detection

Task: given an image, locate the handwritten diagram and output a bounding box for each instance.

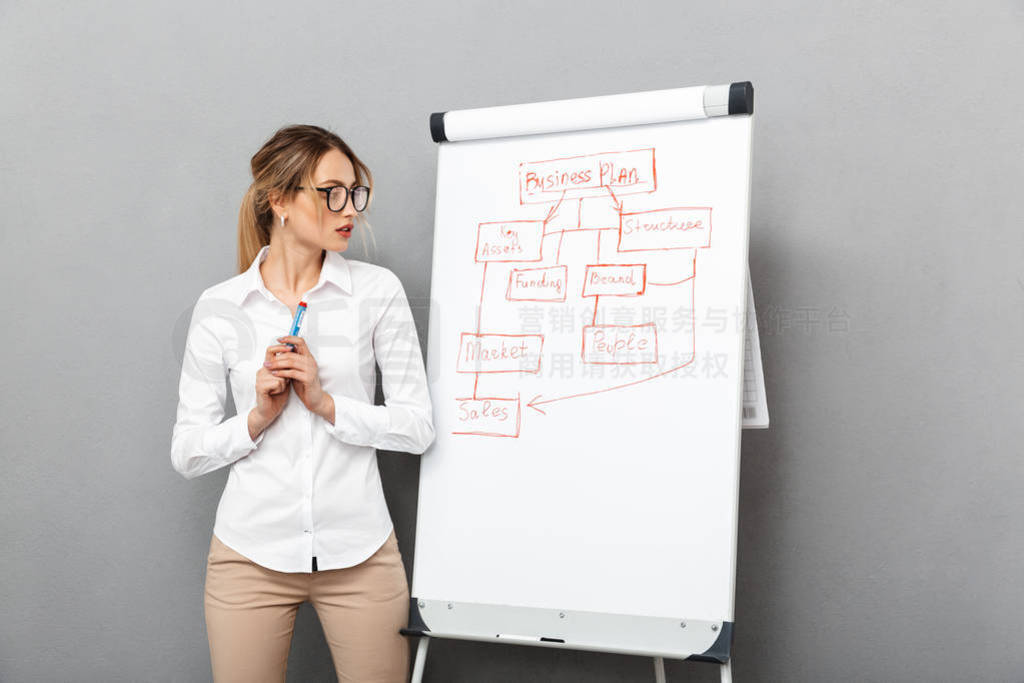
[453,148,714,437]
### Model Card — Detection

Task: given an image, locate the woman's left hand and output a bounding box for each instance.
[267,336,328,417]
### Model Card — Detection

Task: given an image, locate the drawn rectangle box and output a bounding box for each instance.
[451,396,521,438]
[580,322,659,365]
[506,265,568,302]
[456,333,544,373]
[475,220,545,262]
[581,264,647,297]
[617,207,713,252]
[518,148,656,204]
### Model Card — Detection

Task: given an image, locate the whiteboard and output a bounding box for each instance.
[412,100,753,659]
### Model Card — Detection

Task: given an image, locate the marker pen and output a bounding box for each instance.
[284,301,307,350]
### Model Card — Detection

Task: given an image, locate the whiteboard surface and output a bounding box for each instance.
[414,115,752,624]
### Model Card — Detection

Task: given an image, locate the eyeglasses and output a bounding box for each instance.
[297,185,371,212]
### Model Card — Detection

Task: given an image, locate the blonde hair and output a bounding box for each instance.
[237,124,376,273]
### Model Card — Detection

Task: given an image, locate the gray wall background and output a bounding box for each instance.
[2,1,1022,681]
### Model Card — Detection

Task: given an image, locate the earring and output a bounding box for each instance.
[280,214,286,227]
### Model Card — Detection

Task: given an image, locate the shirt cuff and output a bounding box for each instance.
[322,392,388,447]
[219,411,265,462]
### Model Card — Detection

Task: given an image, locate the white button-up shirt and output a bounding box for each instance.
[171,245,435,572]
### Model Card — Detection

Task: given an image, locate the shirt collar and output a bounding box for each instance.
[233,245,352,306]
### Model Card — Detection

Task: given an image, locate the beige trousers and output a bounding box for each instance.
[203,529,411,683]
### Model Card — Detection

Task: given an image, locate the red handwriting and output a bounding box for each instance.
[475,221,544,262]
[581,323,659,365]
[519,149,656,204]
[451,144,716,436]
[527,274,697,413]
[618,207,713,252]
[506,265,568,302]
[457,333,544,373]
[452,396,521,437]
[581,263,647,297]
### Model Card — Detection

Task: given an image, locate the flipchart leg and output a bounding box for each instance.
[411,637,430,683]
[653,656,666,683]
[720,658,733,683]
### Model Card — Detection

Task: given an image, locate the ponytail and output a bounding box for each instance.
[237,184,270,274]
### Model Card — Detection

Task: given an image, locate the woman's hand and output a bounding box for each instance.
[267,335,328,417]
[253,344,291,426]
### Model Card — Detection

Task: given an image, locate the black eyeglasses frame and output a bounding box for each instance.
[296,185,371,212]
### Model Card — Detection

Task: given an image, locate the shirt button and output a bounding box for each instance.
[303,529,311,534]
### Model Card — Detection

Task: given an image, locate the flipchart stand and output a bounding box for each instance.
[401,82,767,683]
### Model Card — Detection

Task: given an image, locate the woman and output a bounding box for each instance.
[170,124,435,682]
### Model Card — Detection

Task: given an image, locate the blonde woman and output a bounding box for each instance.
[171,124,435,682]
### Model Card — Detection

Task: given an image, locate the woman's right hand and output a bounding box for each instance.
[253,344,292,427]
